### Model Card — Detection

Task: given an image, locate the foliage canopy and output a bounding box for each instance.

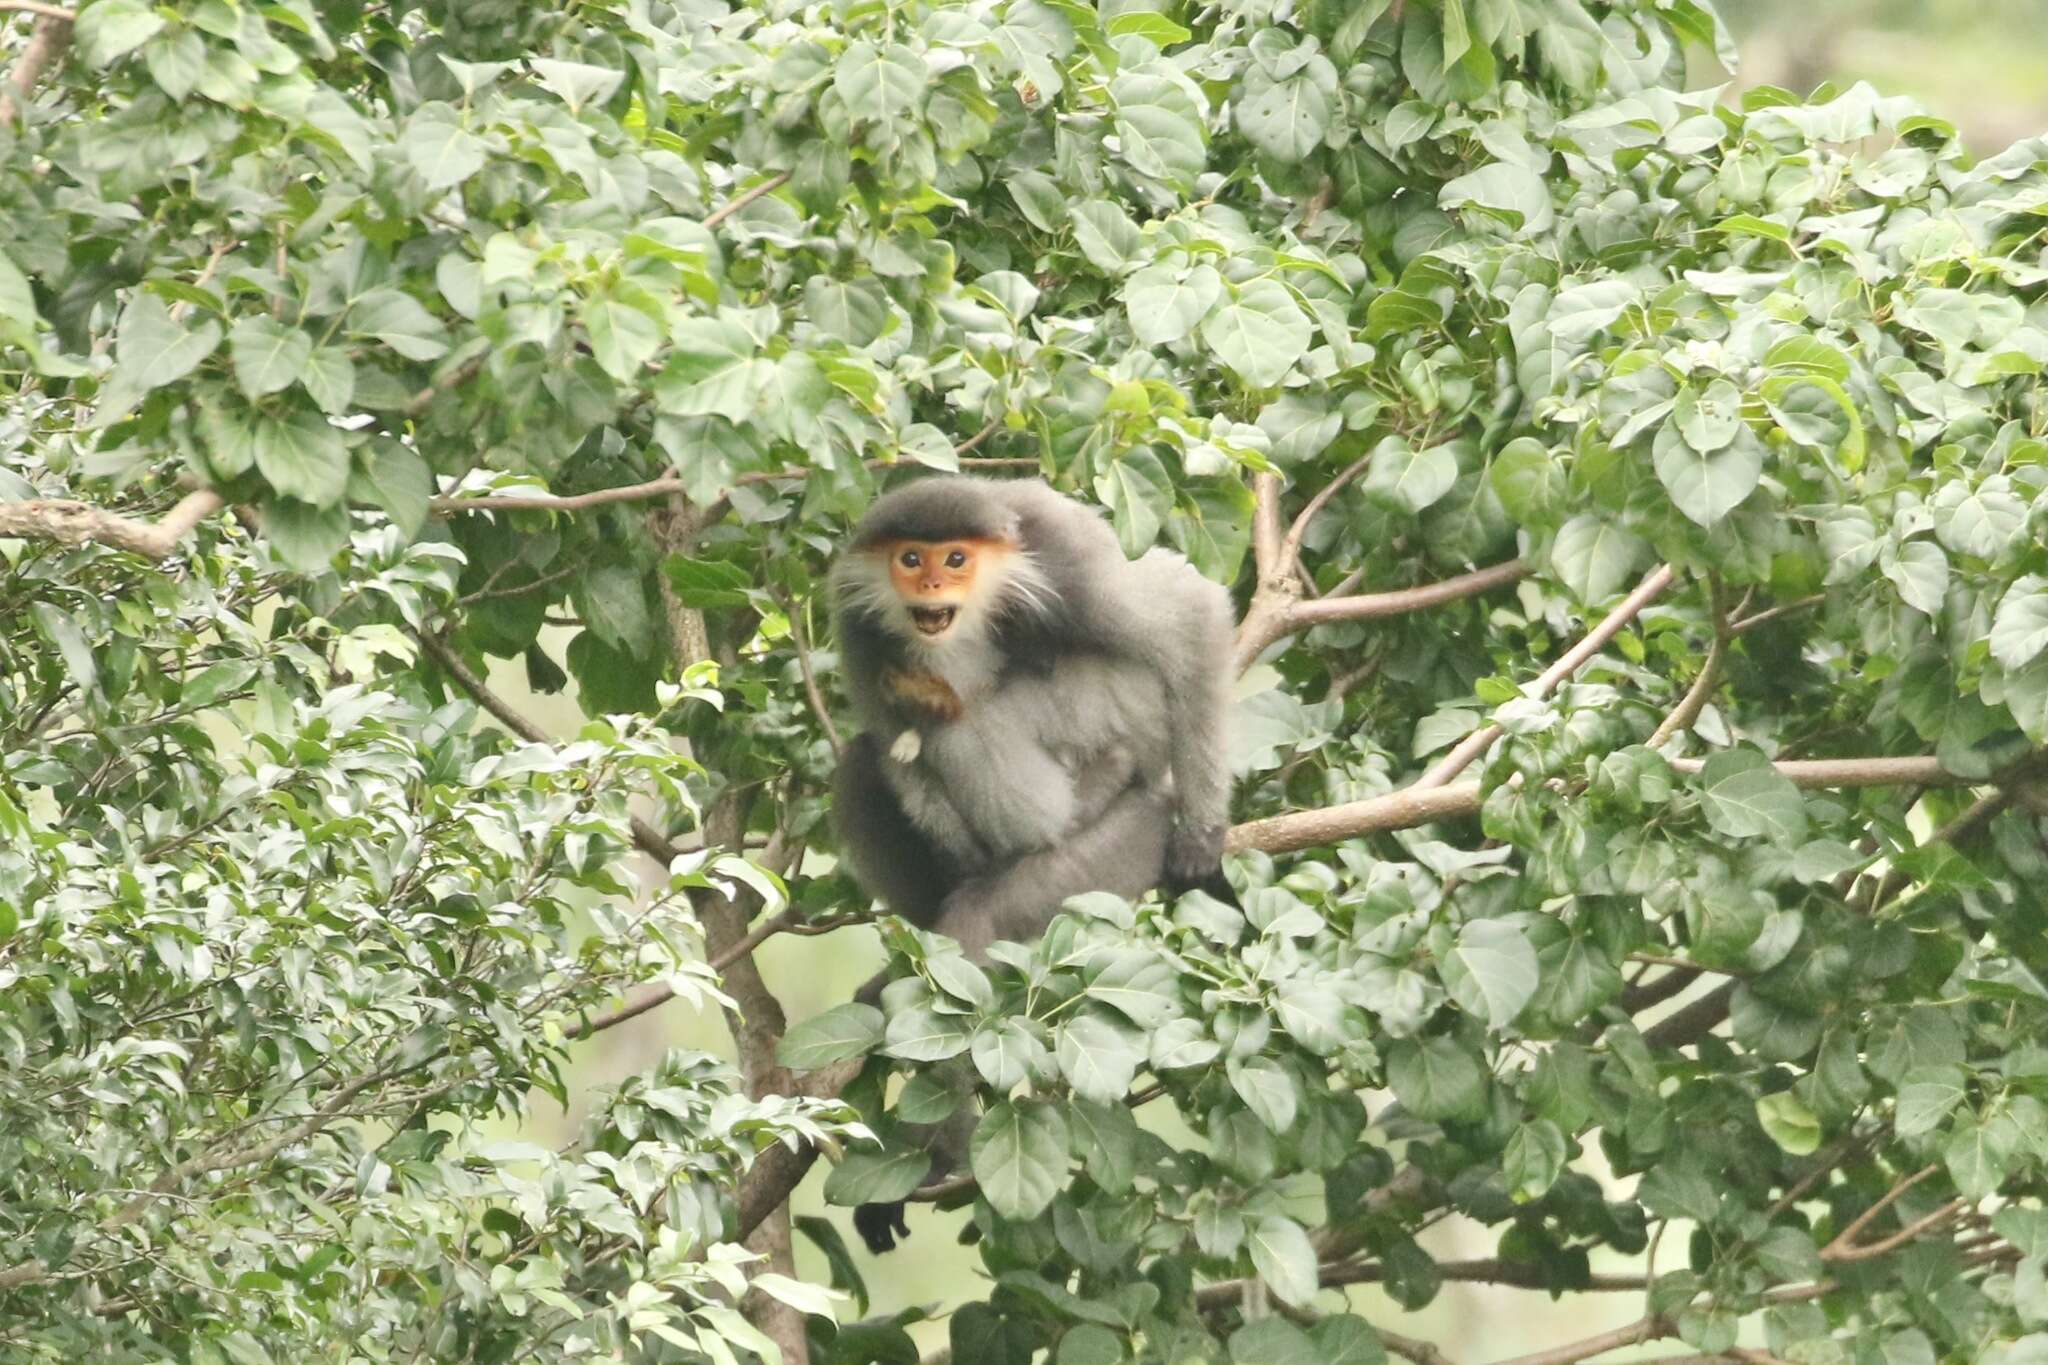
[8,0,2048,1362]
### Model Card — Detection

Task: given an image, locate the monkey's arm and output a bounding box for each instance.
[1011,481,1233,886]
[832,732,958,928]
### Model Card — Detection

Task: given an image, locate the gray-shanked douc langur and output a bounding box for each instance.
[828,475,1236,1252]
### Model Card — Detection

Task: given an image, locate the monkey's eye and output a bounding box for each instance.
[899,550,921,569]
[945,550,967,569]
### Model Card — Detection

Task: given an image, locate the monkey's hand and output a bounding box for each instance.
[1163,820,1228,897]
[853,1200,912,1255]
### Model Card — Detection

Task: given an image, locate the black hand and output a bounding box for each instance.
[853,1200,912,1255]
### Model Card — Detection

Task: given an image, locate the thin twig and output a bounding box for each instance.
[1648,586,1730,750]
[0,1,74,17]
[700,171,792,229]
[1275,448,1376,574]
[786,596,843,758]
[1730,594,1826,634]
[1821,1164,1941,1258]
[1415,563,1677,788]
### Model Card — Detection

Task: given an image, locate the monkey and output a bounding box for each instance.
[826,475,1236,1251]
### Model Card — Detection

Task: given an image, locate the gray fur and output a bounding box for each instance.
[829,476,1235,935]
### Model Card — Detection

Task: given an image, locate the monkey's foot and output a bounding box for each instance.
[1164,820,1228,893]
[854,1200,912,1254]
[889,728,922,764]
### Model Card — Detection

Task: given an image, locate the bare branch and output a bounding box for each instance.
[0,9,69,125]
[425,455,1042,517]
[701,171,792,229]
[1415,564,1678,789]
[1232,558,1528,677]
[1195,1256,1648,1309]
[1648,589,1730,751]
[1822,1164,1941,1259]
[1641,980,1735,1049]
[1484,1314,1667,1365]
[787,600,843,758]
[1664,755,1968,789]
[0,489,224,560]
[1228,781,1484,855]
[1251,471,1285,583]
[1730,593,1826,635]
[1285,558,1531,631]
[1380,1331,1459,1365]
[0,2,75,19]
[1275,448,1375,575]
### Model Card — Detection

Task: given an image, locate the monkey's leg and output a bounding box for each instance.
[931,783,1173,961]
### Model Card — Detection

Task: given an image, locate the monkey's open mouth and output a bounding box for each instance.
[910,606,957,636]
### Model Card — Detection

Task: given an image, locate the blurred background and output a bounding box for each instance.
[523,4,2048,1358]
[1718,0,2048,151]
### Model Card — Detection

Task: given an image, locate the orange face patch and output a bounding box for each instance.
[873,537,1011,638]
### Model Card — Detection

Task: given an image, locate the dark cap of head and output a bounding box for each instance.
[849,477,1021,548]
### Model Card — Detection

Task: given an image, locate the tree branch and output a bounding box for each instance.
[1821,1164,1941,1260]
[425,456,1041,517]
[701,171,792,229]
[1415,564,1678,788]
[1232,558,1528,677]
[0,489,224,560]
[1484,1313,1667,1365]
[1275,449,1376,575]
[1227,781,1484,855]
[787,599,843,758]
[0,8,68,125]
[1251,472,1284,584]
[1648,588,1730,750]
[0,2,75,20]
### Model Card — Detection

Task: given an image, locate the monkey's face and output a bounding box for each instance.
[875,538,1007,640]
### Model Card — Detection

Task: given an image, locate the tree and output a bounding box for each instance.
[5,0,2048,1361]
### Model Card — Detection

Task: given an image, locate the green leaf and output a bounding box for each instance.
[1237,60,1336,164]
[1893,1066,1966,1138]
[1084,949,1182,1028]
[582,293,664,380]
[253,408,350,506]
[779,1004,884,1069]
[1364,435,1460,515]
[834,40,925,126]
[1107,11,1191,44]
[74,0,165,67]
[1756,1092,1823,1155]
[1441,918,1539,1028]
[1696,749,1808,845]
[1229,1056,1299,1134]
[300,347,355,415]
[883,1002,972,1062]
[1056,1011,1144,1103]
[1201,278,1312,388]
[1652,421,1763,528]
[1069,200,1143,275]
[1884,540,1950,616]
[1386,1035,1485,1121]
[1674,377,1744,452]
[1992,577,2048,669]
[971,1100,1069,1220]
[1549,515,1648,602]
[663,555,753,609]
[1229,1318,1317,1365]
[1248,1215,1319,1308]
[1094,450,1172,557]
[353,440,431,536]
[401,106,486,190]
[1440,161,1554,235]
[1122,263,1224,348]
[1503,1119,1567,1202]
[229,317,314,399]
[822,1148,931,1207]
[95,293,222,424]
